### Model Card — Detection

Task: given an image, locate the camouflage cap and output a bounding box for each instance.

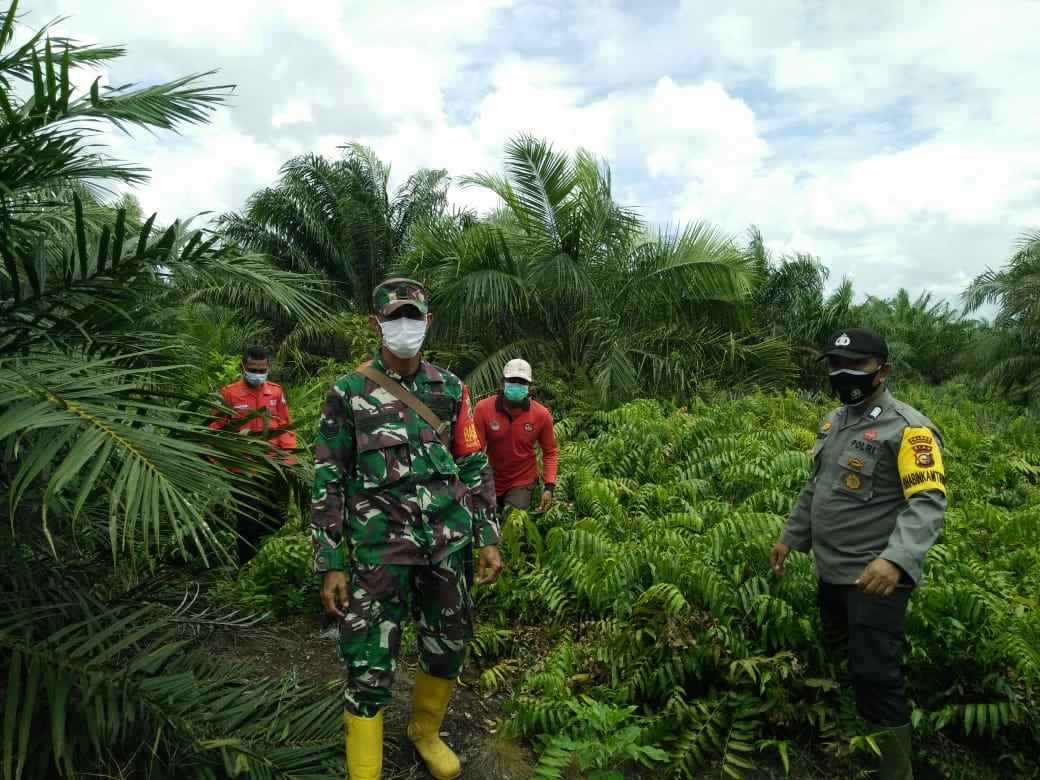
[372,277,430,316]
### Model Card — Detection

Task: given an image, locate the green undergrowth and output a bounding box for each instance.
[471,384,1040,778]
[237,382,1040,776]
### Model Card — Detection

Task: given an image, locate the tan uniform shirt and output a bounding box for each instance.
[779,388,948,584]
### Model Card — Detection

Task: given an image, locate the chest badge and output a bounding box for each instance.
[843,473,863,491]
[864,429,878,442]
[868,406,883,420]
[489,420,501,432]
[523,422,535,433]
[848,456,865,471]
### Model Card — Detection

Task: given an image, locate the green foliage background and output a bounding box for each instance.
[3,1,1040,778]
[481,386,1040,777]
[236,383,1040,777]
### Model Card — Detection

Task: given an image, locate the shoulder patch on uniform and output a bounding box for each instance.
[452,384,481,456]
[898,426,947,498]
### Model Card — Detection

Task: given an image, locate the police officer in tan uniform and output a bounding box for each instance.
[771,328,947,780]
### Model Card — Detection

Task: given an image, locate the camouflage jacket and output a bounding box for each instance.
[310,354,499,571]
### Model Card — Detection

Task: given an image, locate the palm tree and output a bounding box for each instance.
[403,136,793,405]
[0,4,341,776]
[964,229,1040,328]
[745,227,854,388]
[856,289,975,384]
[963,229,1040,401]
[220,144,450,314]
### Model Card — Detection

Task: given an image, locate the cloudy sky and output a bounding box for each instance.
[32,0,1040,304]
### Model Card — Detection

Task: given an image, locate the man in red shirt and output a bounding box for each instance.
[210,345,297,563]
[474,359,559,515]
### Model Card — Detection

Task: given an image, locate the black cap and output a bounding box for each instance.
[821,328,889,360]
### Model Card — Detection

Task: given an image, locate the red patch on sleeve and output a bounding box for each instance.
[453,385,482,456]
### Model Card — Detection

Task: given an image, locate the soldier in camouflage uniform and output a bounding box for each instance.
[311,278,500,780]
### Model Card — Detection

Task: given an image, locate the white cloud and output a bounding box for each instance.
[23,0,1040,303]
[102,112,286,221]
[271,100,315,128]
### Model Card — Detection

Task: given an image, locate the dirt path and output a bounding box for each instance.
[204,611,534,779]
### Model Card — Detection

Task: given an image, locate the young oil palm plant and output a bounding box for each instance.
[0,4,341,777]
[403,136,793,404]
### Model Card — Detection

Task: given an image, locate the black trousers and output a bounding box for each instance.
[818,580,912,727]
[235,476,290,565]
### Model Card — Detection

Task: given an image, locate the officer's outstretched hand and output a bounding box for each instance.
[321,571,349,619]
[476,545,503,586]
[770,542,791,576]
[855,558,901,597]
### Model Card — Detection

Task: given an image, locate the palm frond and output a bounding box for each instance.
[464,337,553,397]
[498,134,578,249]
[1,196,327,355]
[172,252,330,325]
[0,23,228,211]
[0,353,284,562]
[0,594,341,779]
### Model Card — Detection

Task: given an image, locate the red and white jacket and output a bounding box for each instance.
[474,394,558,496]
[209,378,297,453]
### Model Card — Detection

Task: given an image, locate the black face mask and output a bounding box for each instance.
[829,369,881,406]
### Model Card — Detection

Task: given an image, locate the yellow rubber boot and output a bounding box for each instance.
[344,710,383,780]
[406,670,461,780]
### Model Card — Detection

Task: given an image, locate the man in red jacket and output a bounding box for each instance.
[210,345,297,563]
[475,359,559,515]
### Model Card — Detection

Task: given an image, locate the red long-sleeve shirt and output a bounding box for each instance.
[209,378,297,451]
[474,394,558,496]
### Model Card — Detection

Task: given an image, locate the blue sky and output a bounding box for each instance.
[33,0,1040,306]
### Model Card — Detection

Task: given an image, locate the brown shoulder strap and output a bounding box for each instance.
[357,362,451,447]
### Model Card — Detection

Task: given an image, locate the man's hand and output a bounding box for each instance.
[855,558,902,597]
[321,571,349,619]
[476,545,503,586]
[770,542,791,577]
[536,489,554,513]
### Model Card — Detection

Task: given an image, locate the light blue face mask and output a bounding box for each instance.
[244,370,268,388]
[503,381,529,402]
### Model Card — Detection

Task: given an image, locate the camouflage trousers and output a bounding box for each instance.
[338,548,473,717]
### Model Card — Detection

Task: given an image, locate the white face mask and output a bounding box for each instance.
[380,317,427,359]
